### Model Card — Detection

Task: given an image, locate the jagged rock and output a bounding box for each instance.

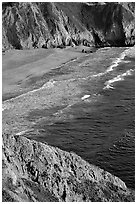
[2,133,134,202]
[2,2,135,50]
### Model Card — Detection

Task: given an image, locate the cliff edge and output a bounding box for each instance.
[2,133,134,202]
[2,2,135,50]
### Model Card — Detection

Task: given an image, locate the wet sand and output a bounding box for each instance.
[3,46,92,100]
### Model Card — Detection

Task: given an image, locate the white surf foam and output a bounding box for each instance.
[92,72,104,77]
[82,48,132,81]
[103,69,134,90]
[15,130,28,136]
[122,60,131,64]
[15,128,34,136]
[41,79,56,89]
[3,48,133,111]
[103,84,115,90]
[122,69,134,77]
[81,94,90,100]
[106,48,130,73]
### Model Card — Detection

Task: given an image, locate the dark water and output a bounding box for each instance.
[27,47,135,189]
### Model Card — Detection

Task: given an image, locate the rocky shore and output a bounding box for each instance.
[2,133,134,202]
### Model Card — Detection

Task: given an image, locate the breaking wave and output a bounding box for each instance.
[41,79,56,89]
[106,48,130,73]
[103,69,134,90]
[81,94,90,100]
[82,48,132,80]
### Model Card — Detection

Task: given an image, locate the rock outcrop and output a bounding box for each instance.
[2,133,134,202]
[2,2,135,50]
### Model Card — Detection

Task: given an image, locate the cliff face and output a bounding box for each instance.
[3,134,134,202]
[2,2,135,50]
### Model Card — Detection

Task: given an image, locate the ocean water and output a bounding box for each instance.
[26,47,135,189]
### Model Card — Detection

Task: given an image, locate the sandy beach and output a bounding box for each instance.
[3,46,93,100]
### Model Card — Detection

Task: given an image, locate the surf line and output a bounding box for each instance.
[103,68,134,90]
[79,48,132,82]
[3,79,56,102]
[106,48,131,73]
[2,79,56,111]
[81,95,90,100]
[2,56,81,106]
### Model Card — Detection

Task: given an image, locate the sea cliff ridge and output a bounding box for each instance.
[2,133,135,202]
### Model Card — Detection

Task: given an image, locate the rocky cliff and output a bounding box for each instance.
[3,133,134,202]
[2,2,135,50]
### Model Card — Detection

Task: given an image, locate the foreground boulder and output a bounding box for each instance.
[2,2,135,50]
[2,133,134,202]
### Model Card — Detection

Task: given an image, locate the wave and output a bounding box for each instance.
[41,79,56,89]
[62,51,132,83]
[106,48,131,73]
[53,104,72,116]
[122,60,131,64]
[103,69,134,90]
[81,48,133,81]
[15,128,41,136]
[53,95,91,117]
[53,94,91,117]
[15,130,29,136]
[2,48,133,111]
[81,94,90,100]
[92,72,104,77]
[2,79,57,111]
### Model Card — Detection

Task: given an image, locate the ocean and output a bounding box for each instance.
[5,46,134,189]
[35,47,135,189]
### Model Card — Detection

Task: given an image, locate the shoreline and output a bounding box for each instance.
[2,46,134,135]
[2,45,135,201]
[3,46,95,99]
[3,45,134,101]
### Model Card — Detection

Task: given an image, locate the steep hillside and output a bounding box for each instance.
[2,133,134,202]
[2,2,135,50]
